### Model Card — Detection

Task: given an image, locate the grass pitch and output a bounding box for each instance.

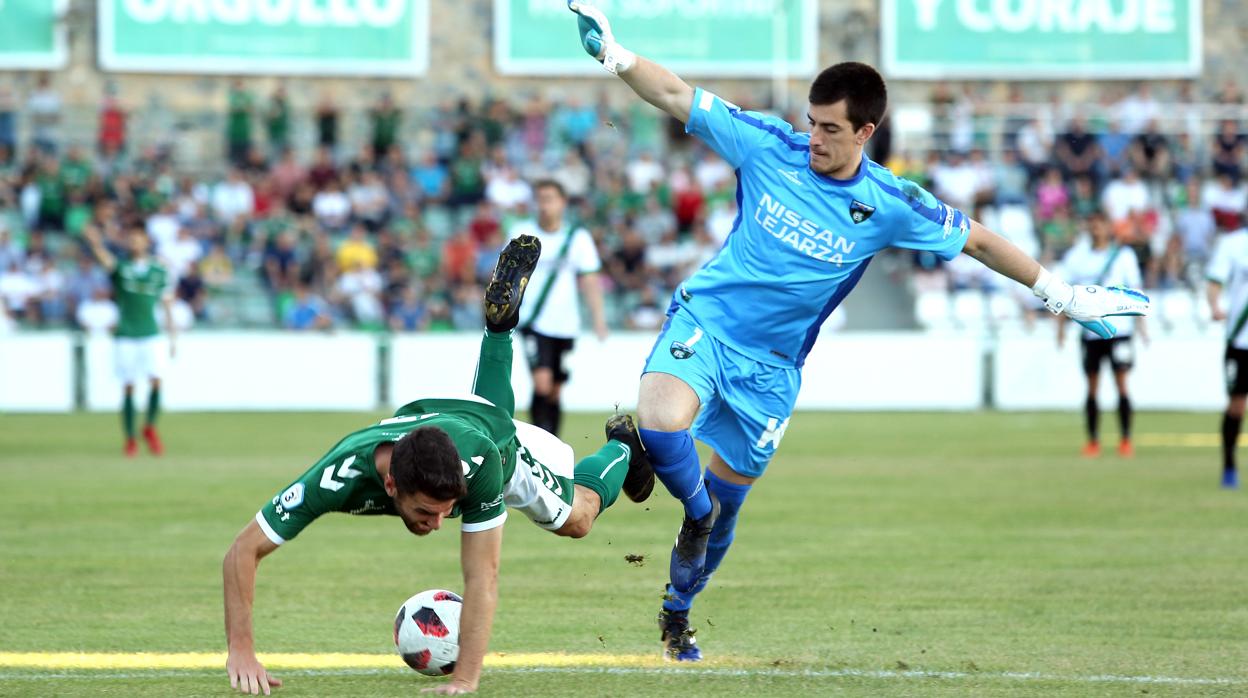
[1,410,1244,696]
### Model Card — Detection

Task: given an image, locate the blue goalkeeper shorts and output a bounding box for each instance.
[642,308,800,479]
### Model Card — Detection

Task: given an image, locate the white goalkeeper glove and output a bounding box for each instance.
[1032,267,1151,339]
[568,1,636,75]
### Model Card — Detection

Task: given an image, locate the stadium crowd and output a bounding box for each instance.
[0,79,1244,333]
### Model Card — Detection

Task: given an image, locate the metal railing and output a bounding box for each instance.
[5,99,1248,172]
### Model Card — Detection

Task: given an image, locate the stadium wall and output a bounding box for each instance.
[81,332,379,411]
[0,332,1218,413]
[994,334,1222,411]
[0,334,75,412]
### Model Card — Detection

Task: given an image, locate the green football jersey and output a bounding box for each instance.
[111,260,168,338]
[257,398,520,544]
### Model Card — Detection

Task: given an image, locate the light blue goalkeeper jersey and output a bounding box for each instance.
[675,88,971,368]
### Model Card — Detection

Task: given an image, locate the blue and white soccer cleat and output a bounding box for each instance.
[658,609,703,662]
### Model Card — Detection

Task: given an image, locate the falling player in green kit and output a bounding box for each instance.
[83,223,176,457]
[222,235,655,696]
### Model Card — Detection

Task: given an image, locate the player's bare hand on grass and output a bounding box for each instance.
[422,679,476,694]
[227,652,282,695]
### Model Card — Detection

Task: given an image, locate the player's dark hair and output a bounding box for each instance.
[808,62,888,131]
[390,427,467,502]
[532,178,567,200]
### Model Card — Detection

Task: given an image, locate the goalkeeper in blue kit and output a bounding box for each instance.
[568,1,1151,661]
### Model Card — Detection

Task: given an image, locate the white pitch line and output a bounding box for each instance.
[0,666,1241,687]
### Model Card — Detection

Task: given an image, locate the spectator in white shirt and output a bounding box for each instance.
[27,74,61,154]
[313,177,352,233]
[552,150,591,201]
[693,149,733,193]
[211,169,254,224]
[949,85,978,154]
[1115,83,1161,137]
[1017,117,1053,183]
[931,151,980,215]
[160,227,203,280]
[967,148,997,208]
[33,256,66,324]
[1175,179,1216,274]
[76,286,119,335]
[0,227,22,270]
[1101,168,1151,224]
[0,259,37,320]
[348,170,390,231]
[484,166,533,213]
[146,202,181,255]
[626,150,665,194]
[335,261,384,325]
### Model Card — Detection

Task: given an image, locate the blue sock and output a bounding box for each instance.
[639,428,711,520]
[663,470,751,612]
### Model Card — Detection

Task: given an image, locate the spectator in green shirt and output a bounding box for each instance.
[62,145,94,195]
[265,87,290,158]
[316,93,339,150]
[370,92,401,158]
[226,80,253,167]
[36,157,67,232]
[448,135,486,210]
[406,227,442,281]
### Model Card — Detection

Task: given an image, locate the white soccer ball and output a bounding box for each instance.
[394,589,462,676]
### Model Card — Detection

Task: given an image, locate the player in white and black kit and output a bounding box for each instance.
[510,180,608,437]
[1057,211,1147,457]
[1206,226,1248,489]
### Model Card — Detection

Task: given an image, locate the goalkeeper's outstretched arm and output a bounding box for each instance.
[962,220,1042,288]
[567,2,693,123]
[619,57,694,124]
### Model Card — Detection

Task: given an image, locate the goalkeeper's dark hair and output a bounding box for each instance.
[390,427,467,502]
[532,178,567,200]
[808,62,888,132]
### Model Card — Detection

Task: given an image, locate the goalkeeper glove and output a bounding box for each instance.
[568,1,636,75]
[1032,267,1151,339]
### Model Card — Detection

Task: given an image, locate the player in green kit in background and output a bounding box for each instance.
[83,223,175,457]
[222,235,655,696]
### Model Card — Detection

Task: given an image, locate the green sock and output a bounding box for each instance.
[472,330,516,415]
[123,393,136,439]
[572,441,631,513]
[146,386,161,427]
